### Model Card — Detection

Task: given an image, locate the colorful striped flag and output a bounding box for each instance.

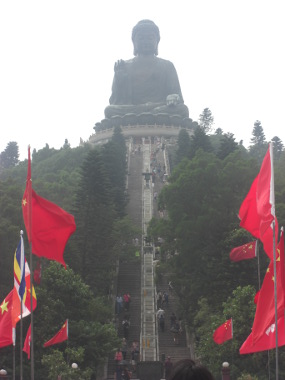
[12,257,37,326]
[14,234,26,300]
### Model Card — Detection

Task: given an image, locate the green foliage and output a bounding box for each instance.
[155,149,261,322]
[101,140,127,217]
[194,286,260,378]
[0,141,19,170]
[0,178,25,298]
[237,374,258,380]
[71,148,117,293]
[175,128,191,164]
[272,136,284,161]
[69,129,128,293]
[0,145,91,299]
[189,128,213,159]
[112,216,141,262]
[198,107,214,133]
[1,124,285,380]
[249,121,268,164]
[275,150,285,226]
[250,120,266,146]
[33,262,119,379]
[42,348,92,380]
[217,132,238,160]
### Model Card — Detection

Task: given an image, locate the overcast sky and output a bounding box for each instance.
[1,0,284,160]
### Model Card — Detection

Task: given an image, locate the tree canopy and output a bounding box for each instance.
[1,121,285,378]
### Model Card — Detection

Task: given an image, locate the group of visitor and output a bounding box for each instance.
[157,290,169,308]
[116,293,131,315]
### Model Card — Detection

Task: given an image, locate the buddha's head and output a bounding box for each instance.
[132,20,160,56]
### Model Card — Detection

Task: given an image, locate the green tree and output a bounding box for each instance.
[272,136,284,161]
[0,178,24,298]
[32,143,56,162]
[198,108,214,133]
[156,149,260,321]
[194,286,259,378]
[101,142,127,217]
[71,148,117,293]
[175,128,191,164]
[112,216,141,262]
[250,120,266,146]
[249,120,267,164]
[275,150,285,226]
[215,128,223,135]
[189,127,213,159]
[217,132,238,160]
[33,262,119,379]
[0,141,19,169]
[42,348,92,380]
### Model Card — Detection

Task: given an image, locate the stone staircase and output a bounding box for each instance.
[106,138,192,379]
[156,277,191,364]
[107,261,142,379]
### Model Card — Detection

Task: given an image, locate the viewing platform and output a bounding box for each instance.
[89,114,197,146]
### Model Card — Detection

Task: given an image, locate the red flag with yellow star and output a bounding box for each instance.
[252,228,285,344]
[0,291,14,348]
[213,318,233,344]
[230,241,257,262]
[22,147,76,268]
[44,320,68,347]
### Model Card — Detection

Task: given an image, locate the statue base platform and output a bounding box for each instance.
[89,113,197,145]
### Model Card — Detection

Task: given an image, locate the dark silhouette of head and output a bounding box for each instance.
[169,359,214,380]
[132,20,160,56]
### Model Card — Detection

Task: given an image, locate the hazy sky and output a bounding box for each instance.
[1,0,284,160]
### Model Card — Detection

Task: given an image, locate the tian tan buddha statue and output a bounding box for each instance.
[104,19,189,120]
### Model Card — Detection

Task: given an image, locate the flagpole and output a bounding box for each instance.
[27,146,34,380]
[13,329,16,380]
[20,299,23,380]
[30,241,34,380]
[269,142,279,379]
[231,319,234,369]
[283,227,285,371]
[20,231,24,380]
[24,146,34,380]
[273,219,278,379]
[256,240,261,290]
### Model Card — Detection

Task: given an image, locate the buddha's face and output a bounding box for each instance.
[133,29,158,56]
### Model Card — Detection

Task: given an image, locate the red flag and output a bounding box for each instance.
[240,315,285,354]
[230,241,257,262]
[22,148,76,267]
[254,290,260,305]
[23,324,31,359]
[239,143,278,260]
[251,229,285,344]
[44,320,68,347]
[0,291,14,348]
[213,318,233,344]
[239,176,260,239]
[256,144,277,260]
